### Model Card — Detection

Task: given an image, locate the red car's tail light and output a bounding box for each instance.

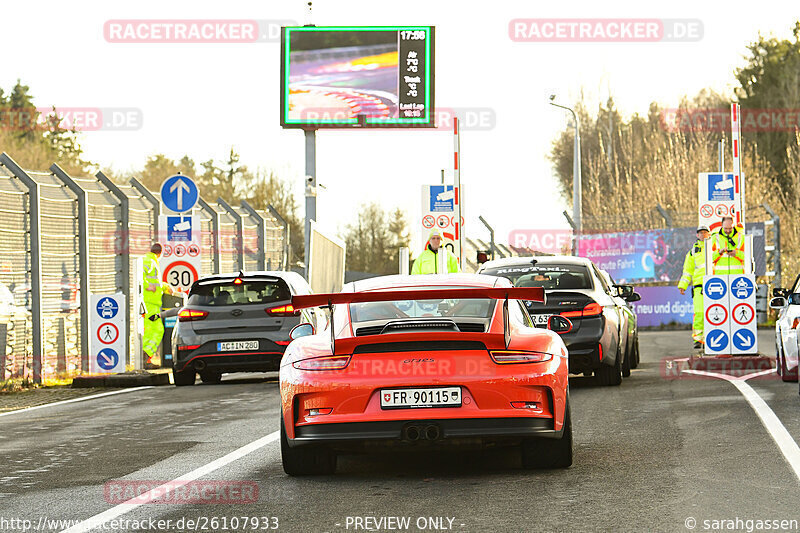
[178,308,208,322]
[266,304,301,317]
[177,344,200,351]
[292,355,351,371]
[490,350,553,364]
[561,302,603,318]
[598,342,603,361]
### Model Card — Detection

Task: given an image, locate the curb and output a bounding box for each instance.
[72,372,170,388]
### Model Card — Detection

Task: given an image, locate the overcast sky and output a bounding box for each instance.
[2,0,797,252]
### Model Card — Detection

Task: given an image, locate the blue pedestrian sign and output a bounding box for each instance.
[706,173,734,202]
[96,297,118,319]
[704,277,727,301]
[730,276,755,300]
[705,330,729,352]
[732,329,756,351]
[161,175,198,214]
[97,348,119,370]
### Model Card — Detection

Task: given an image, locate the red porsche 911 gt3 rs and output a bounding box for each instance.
[279,274,573,475]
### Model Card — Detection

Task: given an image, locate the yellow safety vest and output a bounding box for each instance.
[678,239,706,290]
[142,252,165,306]
[711,228,745,275]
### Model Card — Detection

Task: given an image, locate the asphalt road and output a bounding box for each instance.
[2,330,799,533]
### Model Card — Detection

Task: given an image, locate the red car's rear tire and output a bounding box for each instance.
[521,398,573,469]
[281,418,336,476]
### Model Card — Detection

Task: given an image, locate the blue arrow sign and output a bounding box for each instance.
[732,329,756,351]
[730,276,755,300]
[97,348,119,370]
[96,297,118,319]
[704,277,727,301]
[161,175,198,214]
[705,330,729,352]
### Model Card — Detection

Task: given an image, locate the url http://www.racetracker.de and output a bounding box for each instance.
[0,515,280,532]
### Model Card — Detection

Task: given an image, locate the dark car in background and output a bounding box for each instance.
[171,271,322,386]
[478,256,637,386]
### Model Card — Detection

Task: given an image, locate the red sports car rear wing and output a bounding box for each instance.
[291,287,545,309]
[292,287,545,352]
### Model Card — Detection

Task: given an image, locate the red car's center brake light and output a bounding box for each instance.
[561,302,603,318]
[266,304,301,317]
[178,308,208,322]
[490,350,553,364]
[292,355,351,371]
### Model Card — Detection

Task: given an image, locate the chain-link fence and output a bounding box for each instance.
[0,152,288,383]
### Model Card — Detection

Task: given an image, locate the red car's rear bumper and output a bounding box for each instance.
[280,349,568,446]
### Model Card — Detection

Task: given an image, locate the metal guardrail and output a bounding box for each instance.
[0,152,288,383]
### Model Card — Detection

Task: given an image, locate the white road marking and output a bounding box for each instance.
[60,430,281,533]
[683,367,800,482]
[0,387,154,418]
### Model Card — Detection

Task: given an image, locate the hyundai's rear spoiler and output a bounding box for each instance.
[292,287,545,351]
[292,287,544,309]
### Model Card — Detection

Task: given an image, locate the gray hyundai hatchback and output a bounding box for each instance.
[171,271,322,386]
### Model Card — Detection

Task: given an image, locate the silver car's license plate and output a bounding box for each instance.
[380,387,461,409]
[217,340,258,352]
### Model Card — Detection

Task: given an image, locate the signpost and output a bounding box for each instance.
[159,214,202,294]
[697,172,736,233]
[159,174,201,294]
[421,184,460,259]
[90,294,126,373]
[702,274,758,356]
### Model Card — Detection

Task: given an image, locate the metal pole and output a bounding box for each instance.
[718,138,724,172]
[399,247,409,275]
[50,163,90,373]
[240,200,266,270]
[266,204,289,270]
[655,204,673,227]
[95,171,131,367]
[0,153,43,383]
[550,101,582,232]
[478,215,496,261]
[453,118,463,265]
[441,169,445,185]
[304,129,317,278]
[562,210,577,256]
[216,198,244,272]
[762,203,781,288]
[197,197,221,274]
[129,177,160,239]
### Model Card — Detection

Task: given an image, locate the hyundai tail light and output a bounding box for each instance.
[177,309,208,322]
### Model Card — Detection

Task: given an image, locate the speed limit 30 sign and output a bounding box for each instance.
[162,260,199,293]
